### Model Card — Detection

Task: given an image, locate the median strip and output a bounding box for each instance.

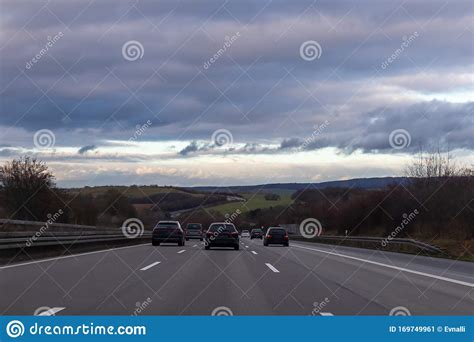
[140,261,161,271]
[265,263,280,273]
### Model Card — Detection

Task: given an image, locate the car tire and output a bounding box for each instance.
[186,238,189,241]
[200,238,203,241]
[152,241,159,246]
[235,245,239,250]
[205,245,210,250]
[284,243,289,247]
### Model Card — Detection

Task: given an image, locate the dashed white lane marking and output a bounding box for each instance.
[292,244,474,288]
[265,263,280,273]
[251,251,258,255]
[245,246,249,248]
[177,250,186,254]
[193,244,197,247]
[140,261,161,271]
[37,307,66,316]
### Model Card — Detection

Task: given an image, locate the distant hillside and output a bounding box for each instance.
[189,177,411,193]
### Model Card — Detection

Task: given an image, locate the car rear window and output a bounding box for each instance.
[269,228,286,235]
[209,224,236,232]
[155,222,179,229]
[252,229,262,233]
[187,224,201,230]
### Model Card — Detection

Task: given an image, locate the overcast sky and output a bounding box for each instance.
[0,0,473,187]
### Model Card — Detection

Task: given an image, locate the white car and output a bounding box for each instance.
[241,230,250,238]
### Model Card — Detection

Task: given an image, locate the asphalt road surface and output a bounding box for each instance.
[1,239,473,316]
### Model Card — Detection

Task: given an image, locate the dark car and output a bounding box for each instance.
[250,228,263,239]
[185,223,203,241]
[263,227,289,246]
[205,223,240,250]
[152,221,185,246]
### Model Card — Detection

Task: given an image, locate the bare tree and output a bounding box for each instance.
[0,157,58,220]
[405,147,462,179]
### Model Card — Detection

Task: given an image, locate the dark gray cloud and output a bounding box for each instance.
[78,145,97,154]
[0,0,472,160]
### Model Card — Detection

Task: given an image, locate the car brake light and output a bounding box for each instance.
[284,235,289,239]
[267,235,272,239]
[231,232,239,237]
[207,232,213,238]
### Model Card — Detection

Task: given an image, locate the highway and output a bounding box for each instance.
[1,239,473,316]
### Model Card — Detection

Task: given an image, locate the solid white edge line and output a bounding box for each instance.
[292,243,474,288]
[265,263,280,273]
[177,250,186,254]
[0,243,151,270]
[38,307,66,316]
[140,261,161,271]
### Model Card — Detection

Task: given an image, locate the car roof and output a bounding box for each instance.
[157,221,180,225]
[210,222,235,226]
[268,226,284,230]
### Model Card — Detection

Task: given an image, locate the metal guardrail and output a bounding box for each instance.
[288,234,445,254]
[0,219,152,251]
